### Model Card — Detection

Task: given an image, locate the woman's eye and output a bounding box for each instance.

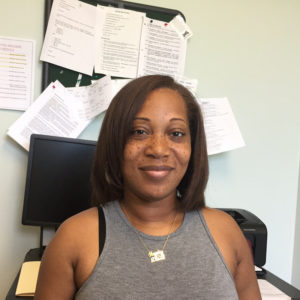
[132,129,146,135]
[171,131,185,137]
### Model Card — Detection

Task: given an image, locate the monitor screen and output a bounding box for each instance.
[22,134,97,227]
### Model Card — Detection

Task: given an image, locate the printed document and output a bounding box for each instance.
[138,18,186,77]
[40,2,188,79]
[110,78,131,99]
[66,75,113,120]
[175,76,198,95]
[7,81,90,151]
[0,36,35,111]
[40,0,96,76]
[198,97,245,155]
[95,6,145,78]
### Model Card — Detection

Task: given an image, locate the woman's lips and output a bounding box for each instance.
[139,165,174,179]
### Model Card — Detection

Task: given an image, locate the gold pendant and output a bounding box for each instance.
[148,250,165,263]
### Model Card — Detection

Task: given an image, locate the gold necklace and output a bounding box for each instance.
[122,205,178,263]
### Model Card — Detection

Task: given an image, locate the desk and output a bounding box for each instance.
[6,248,300,300]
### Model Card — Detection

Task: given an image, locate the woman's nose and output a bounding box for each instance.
[144,134,170,158]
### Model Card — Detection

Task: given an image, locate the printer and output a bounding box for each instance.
[219,209,267,267]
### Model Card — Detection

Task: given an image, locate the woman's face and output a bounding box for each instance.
[122,88,191,203]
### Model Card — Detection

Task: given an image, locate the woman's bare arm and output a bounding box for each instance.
[34,208,98,300]
[232,219,262,300]
[34,219,78,300]
[202,208,262,300]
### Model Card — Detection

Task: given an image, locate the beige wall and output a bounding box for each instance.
[0,0,300,298]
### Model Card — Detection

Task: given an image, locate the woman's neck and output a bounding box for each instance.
[120,195,184,236]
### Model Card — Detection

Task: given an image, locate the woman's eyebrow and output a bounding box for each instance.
[170,117,186,122]
[134,117,150,121]
[134,117,186,122]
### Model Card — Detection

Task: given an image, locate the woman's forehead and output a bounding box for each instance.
[135,88,188,120]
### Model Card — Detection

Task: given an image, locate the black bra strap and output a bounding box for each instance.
[97,206,106,257]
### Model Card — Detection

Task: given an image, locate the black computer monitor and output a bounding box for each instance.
[22,134,97,227]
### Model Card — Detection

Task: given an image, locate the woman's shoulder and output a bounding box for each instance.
[48,207,99,257]
[200,207,247,274]
[201,206,249,254]
[59,207,99,232]
[201,207,241,235]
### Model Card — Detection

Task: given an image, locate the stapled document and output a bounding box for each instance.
[7,80,90,151]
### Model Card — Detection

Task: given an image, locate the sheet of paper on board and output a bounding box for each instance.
[40,0,96,76]
[138,17,186,77]
[66,75,113,120]
[169,14,193,40]
[7,80,90,151]
[198,97,245,155]
[0,36,35,111]
[175,76,198,95]
[110,78,131,99]
[95,5,145,78]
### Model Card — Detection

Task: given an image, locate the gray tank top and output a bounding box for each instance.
[75,201,238,300]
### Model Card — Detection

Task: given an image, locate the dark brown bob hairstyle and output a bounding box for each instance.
[91,75,209,211]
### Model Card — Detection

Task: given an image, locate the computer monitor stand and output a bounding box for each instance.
[38,226,56,258]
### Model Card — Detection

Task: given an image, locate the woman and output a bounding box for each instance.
[34,75,261,299]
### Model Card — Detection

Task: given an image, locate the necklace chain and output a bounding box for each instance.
[122,205,178,263]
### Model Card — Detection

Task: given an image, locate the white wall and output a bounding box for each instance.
[0,1,45,297]
[0,0,300,298]
[292,162,300,288]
